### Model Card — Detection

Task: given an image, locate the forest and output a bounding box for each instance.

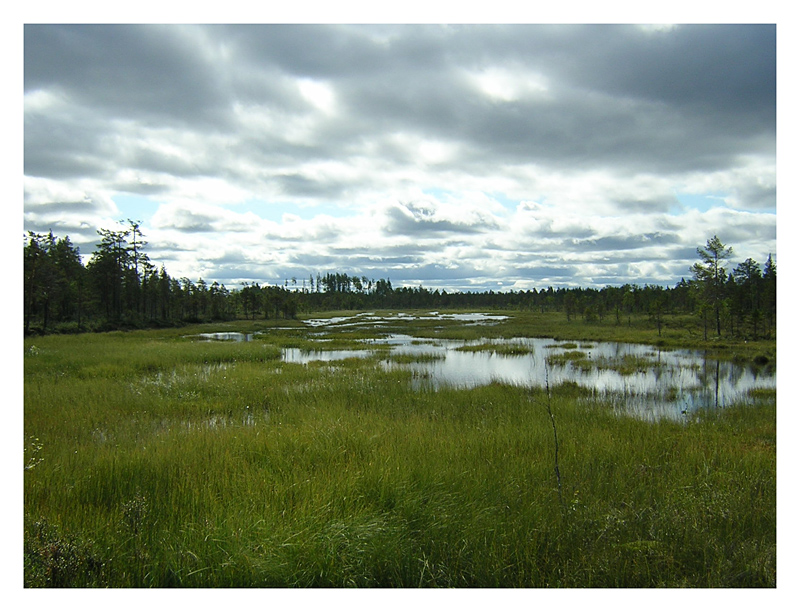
[23,222,776,341]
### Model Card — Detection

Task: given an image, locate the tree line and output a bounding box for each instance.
[24,226,776,341]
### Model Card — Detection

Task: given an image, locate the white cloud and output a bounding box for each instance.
[24,88,66,112]
[637,24,678,34]
[297,78,338,115]
[151,200,264,233]
[466,66,550,103]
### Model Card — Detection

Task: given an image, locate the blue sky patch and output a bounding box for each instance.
[674,192,729,213]
[112,194,161,223]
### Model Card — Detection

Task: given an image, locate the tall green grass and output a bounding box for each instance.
[24,322,775,587]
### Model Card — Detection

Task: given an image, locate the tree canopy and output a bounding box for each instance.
[23,228,775,341]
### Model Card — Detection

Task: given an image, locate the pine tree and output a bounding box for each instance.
[691,236,733,337]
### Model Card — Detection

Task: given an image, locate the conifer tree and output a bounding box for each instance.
[691,236,733,337]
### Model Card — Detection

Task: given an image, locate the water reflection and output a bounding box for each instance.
[302,311,508,328]
[283,335,775,421]
[195,332,253,342]
[282,348,374,363]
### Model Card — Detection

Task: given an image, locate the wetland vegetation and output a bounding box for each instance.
[24,309,776,587]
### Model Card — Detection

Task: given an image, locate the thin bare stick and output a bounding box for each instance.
[543,366,565,514]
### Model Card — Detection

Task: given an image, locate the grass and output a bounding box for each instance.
[546,350,594,371]
[545,350,664,377]
[592,354,662,376]
[24,313,776,587]
[385,352,446,364]
[455,341,533,356]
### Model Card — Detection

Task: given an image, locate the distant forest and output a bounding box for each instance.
[24,222,776,341]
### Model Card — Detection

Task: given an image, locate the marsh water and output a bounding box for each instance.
[196,312,776,421]
[285,335,774,420]
[197,332,254,342]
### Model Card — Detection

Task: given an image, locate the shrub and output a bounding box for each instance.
[24,518,111,587]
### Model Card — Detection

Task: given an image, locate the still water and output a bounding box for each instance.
[283,334,775,421]
[193,313,775,421]
[302,311,509,329]
[196,332,254,342]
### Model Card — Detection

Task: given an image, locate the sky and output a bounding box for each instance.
[22,20,777,293]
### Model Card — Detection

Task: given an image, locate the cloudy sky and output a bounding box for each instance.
[23,22,777,292]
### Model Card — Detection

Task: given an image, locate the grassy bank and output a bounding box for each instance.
[24,314,776,587]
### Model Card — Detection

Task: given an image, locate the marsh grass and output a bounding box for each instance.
[385,352,446,364]
[594,354,662,376]
[546,350,594,371]
[543,350,665,377]
[455,341,532,356]
[24,317,776,587]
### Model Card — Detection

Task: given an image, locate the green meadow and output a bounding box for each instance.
[24,311,776,587]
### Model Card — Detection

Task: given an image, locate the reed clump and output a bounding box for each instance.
[455,342,532,356]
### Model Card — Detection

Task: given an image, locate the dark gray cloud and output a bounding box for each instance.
[25,24,776,184]
[321,24,775,176]
[274,173,350,199]
[25,25,234,126]
[569,232,683,252]
[573,25,775,116]
[24,105,109,178]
